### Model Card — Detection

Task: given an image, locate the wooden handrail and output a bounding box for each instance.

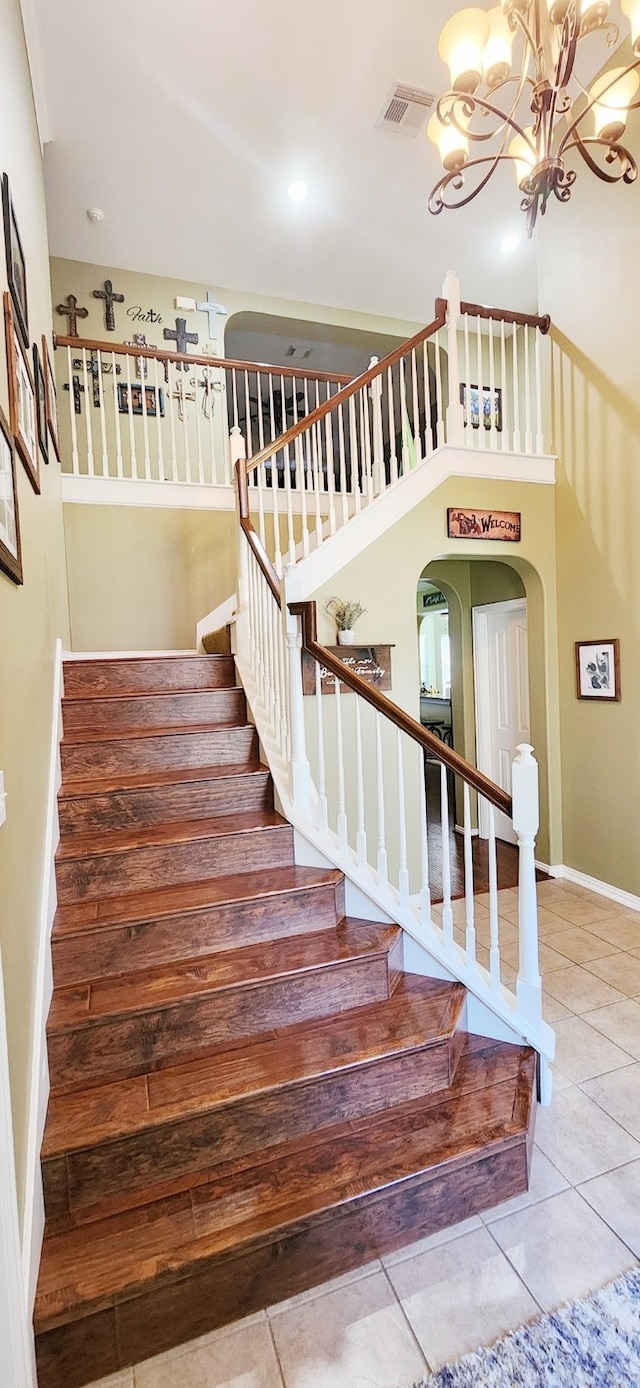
[53,334,353,386]
[288,600,514,819]
[434,298,550,335]
[243,303,449,477]
[236,461,282,606]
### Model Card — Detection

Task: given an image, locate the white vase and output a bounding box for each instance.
[337,629,355,645]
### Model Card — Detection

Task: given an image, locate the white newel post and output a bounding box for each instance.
[443,270,465,447]
[284,590,311,816]
[512,744,542,1029]
[230,425,246,466]
[368,357,384,493]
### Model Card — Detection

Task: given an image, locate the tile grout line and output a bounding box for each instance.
[379,1262,433,1377]
[265,1310,288,1388]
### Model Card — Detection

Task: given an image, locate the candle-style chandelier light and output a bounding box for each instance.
[427,0,640,235]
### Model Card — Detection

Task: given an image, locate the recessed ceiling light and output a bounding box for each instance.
[288,180,309,203]
[501,233,520,254]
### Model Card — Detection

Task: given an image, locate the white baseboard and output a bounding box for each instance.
[63,647,196,659]
[546,863,640,914]
[21,638,64,1315]
[0,946,37,1388]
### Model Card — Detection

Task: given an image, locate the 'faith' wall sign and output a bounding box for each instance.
[447,508,521,542]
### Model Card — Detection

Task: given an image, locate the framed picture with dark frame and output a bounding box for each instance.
[41,334,60,461]
[0,403,23,584]
[117,382,165,417]
[460,382,503,432]
[575,639,621,701]
[4,292,39,494]
[32,341,49,465]
[2,173,28,349]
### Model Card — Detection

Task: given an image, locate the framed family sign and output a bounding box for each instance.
[575,639,621,701]
[4,292,39,493]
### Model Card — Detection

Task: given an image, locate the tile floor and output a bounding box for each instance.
[89,878,640,1388]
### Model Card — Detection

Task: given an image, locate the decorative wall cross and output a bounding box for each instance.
[93,279,124,332]
[56,295,89,338]
[172,378,196,421]
[195,290,227,342]
[72,352,121,407]
[63,375,85,414]
[163,317,199,370]
[125,334,149,379]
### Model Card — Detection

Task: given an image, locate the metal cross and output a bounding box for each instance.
[195,290,227,342]
[163,317,199,371]
[56,295,89,338]
[63,375,85,414]
[125,333,149,379]
[72,352,121,407]
[92,279,124,332]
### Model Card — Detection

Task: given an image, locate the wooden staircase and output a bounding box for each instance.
[34,653,537,1388]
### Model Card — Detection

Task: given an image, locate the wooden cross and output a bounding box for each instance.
[56,295,89,338]
[163,317,199,371]
[92,279,124,332]
[195,290,227,341]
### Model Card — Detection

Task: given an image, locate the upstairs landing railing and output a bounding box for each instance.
[235,475,555,1095]
[241,273,551,577]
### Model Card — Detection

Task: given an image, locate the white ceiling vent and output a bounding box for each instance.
[375,83,435,137]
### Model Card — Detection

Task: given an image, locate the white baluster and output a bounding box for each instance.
[399,356,408,474]
[475,315,485,451]
[443,269,465,446]
[284,596,311,814]
[280,373,295,563]
[81,348,94,476]
[324,404,337,535]
[166,360,179,481]
[139,359,152,481]
[95,349,108,475]
[512,743,542,1027]
[315,660,329,835]
[337,400,349,528]
[153,357,165,481]
[368,356,384,493]
[488,803,501,992]
[524,326,533,452]
[387,365,398,480]
[410,347,421,465]
[397,730,410,909]
[463,313,472,448]
[334,673,348,853]
[440,763,453,945]
[512,326,522,452]
[375,712,388,892]
[111,350,123,478]
[419,746,431,925]
[463,782,477,972]
[66,345,79,474]
[488,316,497,450]
[535,327,544,454]
[355,697,367,868]
[193,363,204,485]
[434,330,445,447]
[349,394,361,514]
[361,386,374,502]
[500,321,509,451]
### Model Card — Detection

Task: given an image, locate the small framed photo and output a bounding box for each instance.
[117,382,165,417]
[575,639,620,701]
[42,334,60,461]
[0,403,23,584]
[2,173,28,348]
[460,382,502,432]
[4,292,39,493]
[33,341,49,465]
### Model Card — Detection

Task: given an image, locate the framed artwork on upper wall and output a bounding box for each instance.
[4,292,39,494]
[2,173,28,349]
[459,382,502,432]
[575,639,621,701]
[0,404,23,585]
[41,334,60,461]
[32,341,49,465]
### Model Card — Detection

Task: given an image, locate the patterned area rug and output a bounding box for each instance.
[410,1267,640,1387]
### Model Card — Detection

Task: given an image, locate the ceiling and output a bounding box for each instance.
[29,0,633,326]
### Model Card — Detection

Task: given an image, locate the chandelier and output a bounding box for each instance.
[427,0,640,235]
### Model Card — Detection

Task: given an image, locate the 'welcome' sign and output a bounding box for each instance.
[447,508,521,542]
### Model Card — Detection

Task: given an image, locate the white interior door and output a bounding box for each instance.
[473,598,529,845]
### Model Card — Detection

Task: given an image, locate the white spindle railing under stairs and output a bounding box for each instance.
[234,503,555,1101]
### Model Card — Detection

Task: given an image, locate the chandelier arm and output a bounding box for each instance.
[557,55,640,158]
[562,132,638,185]
[553,9,579,94]
[438,90,535,146]
[506,6,542,74]
[429,152,534,215]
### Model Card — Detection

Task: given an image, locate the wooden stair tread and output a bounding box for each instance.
[62,719,254,747]
[56,809,288,861]
[47,919,401,1030]
[58,762,266,799]
[42,976,466,1156]
[35,1039,535,1330]
[63,686,243,706]
[62,655,235,698]
[52,865,344,935]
